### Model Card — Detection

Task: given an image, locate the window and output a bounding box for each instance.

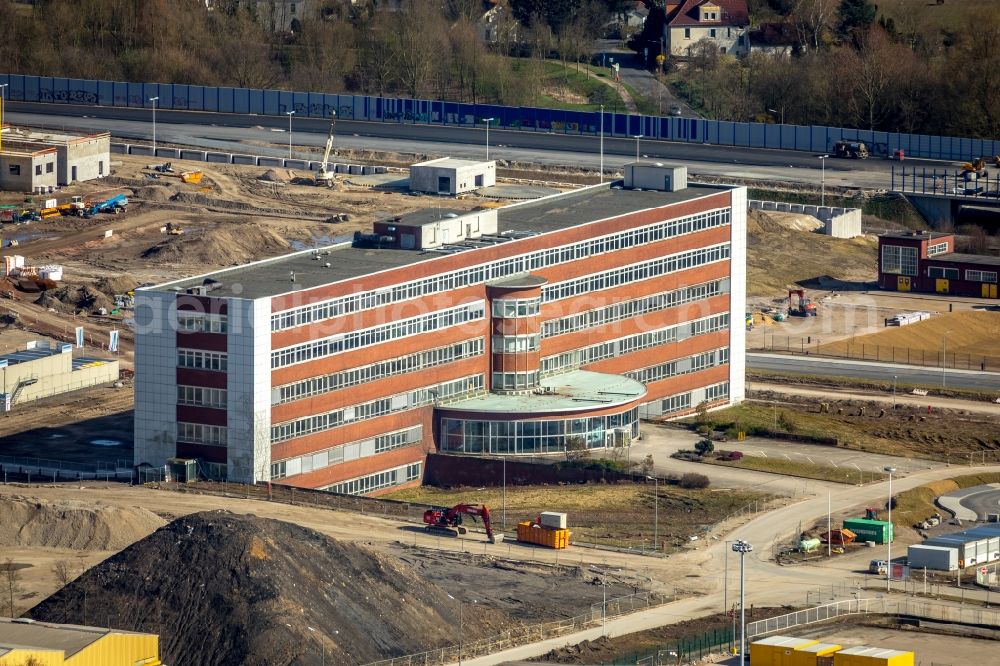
[271,302,485,369]
[966,269,998,283]
[177,349,227,372]
[928,267,959,279]
[881,244,917,276]
[710,29,717,38]
[543,243,730,303]
[543,280,727,338]
[326,462,422,496]
[927,242,949,257]
[271,426,423,480]
[8,165,19,176]
[271,375,483,443]
[177,386,227,408]
[704,381,730,401]
[177,313,228,333]
[541,313,729,375]
[271,208,730,331]
[290,2,295,13]
[177,422,227,446]
[492,334,540,353]
[491,371,540,391]
[274,339,484,405]
[35,165,42,176]
[492,298,541,318]
[46,163,53,173]
[626,347,729,384]
[684,28,691,39]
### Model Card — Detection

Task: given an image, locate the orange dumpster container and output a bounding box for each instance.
[517,521,570,549]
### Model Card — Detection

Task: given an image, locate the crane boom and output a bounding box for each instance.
[316,123,336,186]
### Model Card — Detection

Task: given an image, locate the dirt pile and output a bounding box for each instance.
[93,275,139,297]
[37,285,115,313]
[133,184,176,202]
[29,511,514,666]
[258,168,295,183]
[0,496,165,550]
[141,222,290,265]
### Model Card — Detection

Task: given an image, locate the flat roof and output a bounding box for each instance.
[2,128,110,145]
[148,182,732,300]
[879,231,951,241]
[752,636,816,647]
[0,343,67,365]
[380,208,472,227]
[796,642,841,653]
[437,370,646,414]
[835,646,911,657]
[930,252,1000,267]
[411,157,494,169]
[0,618,106,656]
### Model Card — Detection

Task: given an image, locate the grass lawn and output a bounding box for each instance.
[687,401,1000,462]
[892,473,1000,529]
[705,456,882,485]
[385,483,770,552]
[530,60,626,112]
[748,369,1000,403]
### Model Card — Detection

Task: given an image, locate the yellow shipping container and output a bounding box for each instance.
[750,636,819,666]
[791,642,842,666]
[516,521,570,549]
[832,646,913,666]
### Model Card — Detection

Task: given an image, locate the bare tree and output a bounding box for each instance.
[53,560,75,588]
[791,0,837,51]
[3,558,21,617]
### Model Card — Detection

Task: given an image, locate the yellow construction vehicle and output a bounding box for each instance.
[959,158,988,178]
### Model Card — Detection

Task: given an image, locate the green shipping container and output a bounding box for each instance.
[843,518,893,544]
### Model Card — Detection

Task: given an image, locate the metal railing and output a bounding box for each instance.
[359,590,671,666]
[746,598,884,638]
[0,453,132,480]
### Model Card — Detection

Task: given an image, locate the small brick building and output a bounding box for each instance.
[877,231,999,298]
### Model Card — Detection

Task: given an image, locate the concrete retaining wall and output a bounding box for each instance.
[749,200,863,238]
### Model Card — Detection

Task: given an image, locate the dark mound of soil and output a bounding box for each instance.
[29,511,512,666]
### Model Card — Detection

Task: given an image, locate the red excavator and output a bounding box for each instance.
[788,289,817,317]
[423,503,502,543]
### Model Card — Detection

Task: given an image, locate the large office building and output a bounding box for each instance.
[134,164,747,494]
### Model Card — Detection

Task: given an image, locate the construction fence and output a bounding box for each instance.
[360,590,672,666]
[750,336,1000,372]
[3,73,1000,161]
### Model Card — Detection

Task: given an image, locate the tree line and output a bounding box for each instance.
[675,0,1000,140]
[1,0,998,140]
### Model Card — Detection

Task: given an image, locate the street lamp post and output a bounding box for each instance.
[502,455,506,531]
[942,330,951,388]
[884,466,896,592]
[483,117,495,161]
[599,104,604,184]
[892,375,897,409]
[646,475,658,552]
[148,96,159,155]
[818,155,829,207]
[447,593,476,666]
[285,110,296,159]
[732,540,753,666]
[0,84,7,153]
[633,135,643,163]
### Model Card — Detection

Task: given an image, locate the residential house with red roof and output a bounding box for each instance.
[663,0,750,58]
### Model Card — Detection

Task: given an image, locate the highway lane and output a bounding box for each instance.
[5,101,915,189]
[749,352,1000,392]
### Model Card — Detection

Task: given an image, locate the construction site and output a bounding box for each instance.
[1,121,999,666]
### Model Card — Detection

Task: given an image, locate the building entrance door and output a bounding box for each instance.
[897,276,910,292]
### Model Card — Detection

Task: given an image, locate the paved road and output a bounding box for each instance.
[459,463,1000,665]
[5,102,930,189]
[749,382,1000,416]
[593,39,696,117]
[748,353,1000,392]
